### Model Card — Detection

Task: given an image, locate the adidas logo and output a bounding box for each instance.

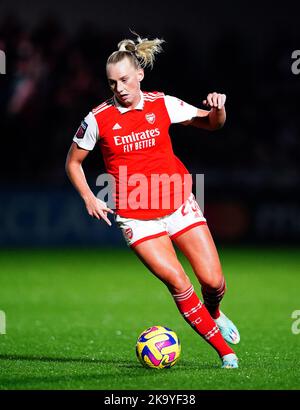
[113,123,122,130]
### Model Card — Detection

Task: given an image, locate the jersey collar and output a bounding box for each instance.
[113,92,144,113]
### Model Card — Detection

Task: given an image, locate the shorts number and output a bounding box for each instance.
[181,195,201,216]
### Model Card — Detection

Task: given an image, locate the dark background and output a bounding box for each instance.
[1,0,300,246]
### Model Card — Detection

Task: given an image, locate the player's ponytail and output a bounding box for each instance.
[107,31,165,70]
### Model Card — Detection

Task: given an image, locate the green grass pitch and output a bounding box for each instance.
[0,246,300,390]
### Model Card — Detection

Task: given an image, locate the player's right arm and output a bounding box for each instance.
[65,111,114,226]
[65,143,113,226]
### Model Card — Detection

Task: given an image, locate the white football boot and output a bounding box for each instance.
[214,311,240,345]
[221,353,239,369]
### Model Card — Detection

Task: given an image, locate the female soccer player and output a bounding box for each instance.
[66,33,240,368]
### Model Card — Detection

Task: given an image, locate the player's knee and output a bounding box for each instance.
[166,271,191,294]
[201,273,224,290]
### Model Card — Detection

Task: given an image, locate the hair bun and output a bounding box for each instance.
[107,33,164,70]
[117,40,136,53]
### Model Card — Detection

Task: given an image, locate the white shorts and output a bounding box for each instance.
[115,193,207,248]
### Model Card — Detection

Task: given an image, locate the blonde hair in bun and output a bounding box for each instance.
[107,31,165,70]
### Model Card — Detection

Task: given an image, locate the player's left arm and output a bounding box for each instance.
[183,92,226,131]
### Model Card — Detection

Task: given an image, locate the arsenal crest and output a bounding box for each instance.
[124,227,133,240]
[145,113,156,124]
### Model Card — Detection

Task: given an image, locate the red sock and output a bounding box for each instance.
[172,285,234,357]
[201,278,226,319]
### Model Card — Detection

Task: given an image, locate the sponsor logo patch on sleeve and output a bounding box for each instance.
[75,120,88,139]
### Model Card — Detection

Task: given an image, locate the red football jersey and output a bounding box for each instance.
[73,91,198,219]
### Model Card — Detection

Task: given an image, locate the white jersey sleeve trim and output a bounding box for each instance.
[164,95,198,124]
[73,111,99,151]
